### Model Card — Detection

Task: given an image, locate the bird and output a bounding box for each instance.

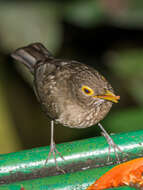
[11,42,120,172]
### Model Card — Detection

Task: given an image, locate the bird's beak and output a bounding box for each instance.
[93,90,120,103]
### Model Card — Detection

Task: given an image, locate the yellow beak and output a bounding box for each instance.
[93,90,120,103]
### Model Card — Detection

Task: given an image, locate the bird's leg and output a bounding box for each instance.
[98,123,127,163]
[45,120,65,173]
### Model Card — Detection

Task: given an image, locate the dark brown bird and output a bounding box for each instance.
[11,43,120,171]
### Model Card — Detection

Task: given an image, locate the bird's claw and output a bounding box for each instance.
[45,142,65,174]
[101,131,128,163]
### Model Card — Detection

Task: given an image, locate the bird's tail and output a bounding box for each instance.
[11,43,53,74]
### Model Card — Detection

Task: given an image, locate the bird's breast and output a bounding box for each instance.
[56,101,112,128]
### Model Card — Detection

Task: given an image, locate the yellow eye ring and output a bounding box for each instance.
[81,85,94,96]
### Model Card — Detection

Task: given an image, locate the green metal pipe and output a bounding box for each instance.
[0,129,143,186]
[0,165,136,190]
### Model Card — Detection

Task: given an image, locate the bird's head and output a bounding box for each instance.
[70,65,120,108]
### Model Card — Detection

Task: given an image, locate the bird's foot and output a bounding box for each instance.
[98,123,128,163]
[45,141,65,174]
[101,131,128,163]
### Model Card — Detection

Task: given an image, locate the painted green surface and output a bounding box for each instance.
[0,130,143,177]
[0,129,142,189]
[0,165,136,190]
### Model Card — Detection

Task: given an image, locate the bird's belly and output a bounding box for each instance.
[56,105,100,128]
[56,101,112,128]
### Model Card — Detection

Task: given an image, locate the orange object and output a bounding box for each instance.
[86,157,143,190]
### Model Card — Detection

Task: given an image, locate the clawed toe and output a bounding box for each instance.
[44,120,65,173]
[99,123,128,163]
[45,141,65,174]
[106,139,129,163]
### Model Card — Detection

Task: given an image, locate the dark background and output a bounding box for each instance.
[0,0,143,153]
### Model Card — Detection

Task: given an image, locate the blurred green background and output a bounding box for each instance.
[0,0,143,154]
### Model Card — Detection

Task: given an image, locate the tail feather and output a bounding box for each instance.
[11,43,53,74]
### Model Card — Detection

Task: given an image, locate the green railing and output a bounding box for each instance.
[0,130,143,189]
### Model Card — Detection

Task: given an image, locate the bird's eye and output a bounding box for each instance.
[81,85,94,96]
